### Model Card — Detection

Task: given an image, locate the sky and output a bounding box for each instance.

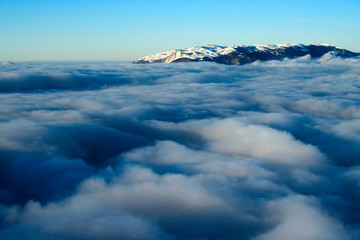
[1,0,360,61]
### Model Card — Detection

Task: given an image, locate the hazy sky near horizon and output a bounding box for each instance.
[1,0,359,61]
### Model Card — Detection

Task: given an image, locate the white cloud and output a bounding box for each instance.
[6,196,170,240]
[153,118,326,165]
[253,195,349,240]
[125,140,275,178]
[331,119,360,141]
[1,57,360,239]
[125,140,200,165]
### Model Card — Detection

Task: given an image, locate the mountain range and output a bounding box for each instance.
[133,44,359,65]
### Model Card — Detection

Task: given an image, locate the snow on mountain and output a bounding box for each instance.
[1,61,16,65]
[133,44,359,65]
[135,44,238,63]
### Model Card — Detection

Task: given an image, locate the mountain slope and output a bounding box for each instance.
[133,44,359,65]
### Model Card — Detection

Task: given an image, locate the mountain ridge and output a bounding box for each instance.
[133,44,359,65]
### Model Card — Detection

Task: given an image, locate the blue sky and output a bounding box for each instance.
[1,0,359,61]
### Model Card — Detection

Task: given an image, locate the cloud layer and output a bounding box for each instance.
[1,55,360,239]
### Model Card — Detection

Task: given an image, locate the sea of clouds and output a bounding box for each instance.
[0,54,360,239]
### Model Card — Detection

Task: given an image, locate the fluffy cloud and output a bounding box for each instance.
[0,166,270,239]
[125,140,275,178]
[151,118,326,165]
[253,195,350,240]
[1,56,360,239]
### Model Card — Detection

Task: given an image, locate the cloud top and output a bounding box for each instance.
[1,56,360,239]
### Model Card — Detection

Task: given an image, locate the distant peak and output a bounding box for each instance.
[133,44,358,65]
[1,61,16,65]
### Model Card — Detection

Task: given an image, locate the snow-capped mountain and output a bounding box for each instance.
[133,44,359,65]
[1,61,15,65]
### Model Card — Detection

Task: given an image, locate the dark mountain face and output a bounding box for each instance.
[134,44,359,65]
[213,45,356,65]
